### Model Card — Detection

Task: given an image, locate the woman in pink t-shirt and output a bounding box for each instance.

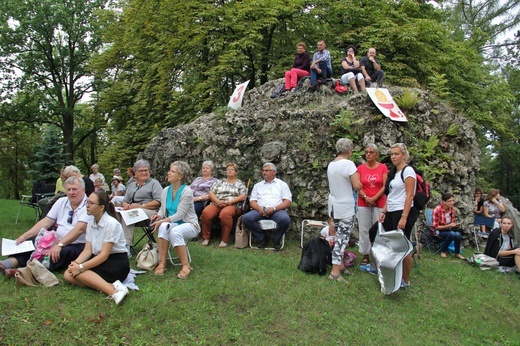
[356,144,388,265]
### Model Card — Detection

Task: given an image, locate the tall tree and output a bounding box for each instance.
[0,0,106,161]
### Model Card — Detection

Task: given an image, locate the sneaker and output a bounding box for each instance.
[359,264,377,275]
[112,280,126,292]
[201,240,209,246]
[400,279,410,289]
[290,87,298,93]
[218,241,228,248]
[110,284,129,305]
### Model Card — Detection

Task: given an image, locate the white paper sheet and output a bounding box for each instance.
[2,238,35,256]
[118,208,149,225]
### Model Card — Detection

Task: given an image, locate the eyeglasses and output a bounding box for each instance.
[86,201,99,206]
[137,169,149,173]
[365,151,376,154]
[67,210,74,224]
[262,169,274,172]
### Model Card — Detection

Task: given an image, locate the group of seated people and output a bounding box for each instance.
[282,40,385,95]
[0,159,293,304]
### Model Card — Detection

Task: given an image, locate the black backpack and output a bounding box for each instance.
[270,83,285,98]
[298,237,331,276]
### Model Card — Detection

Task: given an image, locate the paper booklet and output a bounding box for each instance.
[116,207,149,225]
[1,238,36,256]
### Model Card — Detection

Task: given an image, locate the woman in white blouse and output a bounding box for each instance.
[64,191,130,305]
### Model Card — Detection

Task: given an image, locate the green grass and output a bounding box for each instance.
[1,199,519,345]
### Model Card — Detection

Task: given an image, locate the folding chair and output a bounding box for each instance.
[131,220,156,256]
[301,219,328,248]
[15,181,56,224]
[419,208,444,253]
[468,214,496,252]
[249,220,285,250]
[168,243,192,266]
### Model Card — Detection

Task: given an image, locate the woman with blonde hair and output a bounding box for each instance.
[378,143,418,288]
[150,161,200,278]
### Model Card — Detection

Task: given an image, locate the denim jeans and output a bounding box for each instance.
[438,229,462,253]
[310,61,332,85]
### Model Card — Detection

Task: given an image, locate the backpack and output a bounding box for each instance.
[298,237,331,276]
[384,165,430,210]
[467,253,499,270]
[334,80,348,95]
[270,83,285,98]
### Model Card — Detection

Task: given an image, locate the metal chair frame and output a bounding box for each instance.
[249,220,285,250]
[300,219,328,248]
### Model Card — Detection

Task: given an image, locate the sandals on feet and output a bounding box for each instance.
[440,252,447,258]
[328,274,348,283]
[456,254,466,260]
[154,264,166,275]
[177,267,192,279]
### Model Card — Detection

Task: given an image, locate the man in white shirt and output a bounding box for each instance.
[0,177,93,276]
[242,163,292,250]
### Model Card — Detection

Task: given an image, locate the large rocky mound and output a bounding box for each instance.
[140,79,517,241]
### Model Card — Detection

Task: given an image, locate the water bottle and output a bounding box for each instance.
[42,256,50,269]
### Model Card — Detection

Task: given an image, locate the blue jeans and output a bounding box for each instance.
[242,210,290,245]
[438,229,462,253]
[310,61,332,85]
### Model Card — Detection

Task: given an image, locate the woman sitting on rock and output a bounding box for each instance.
[283,42,311,93]
[200,163,247,248]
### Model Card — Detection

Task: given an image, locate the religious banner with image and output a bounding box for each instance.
[367,88,408,122]
[228,80,250,109]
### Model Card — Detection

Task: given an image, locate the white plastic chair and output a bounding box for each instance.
[300,219,328,248]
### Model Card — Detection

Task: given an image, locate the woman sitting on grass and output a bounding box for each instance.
[150,161,200,278]
[64,191,130,305]
[484,216,520,268]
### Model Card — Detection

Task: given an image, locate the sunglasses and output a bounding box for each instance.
[67,210,74,224]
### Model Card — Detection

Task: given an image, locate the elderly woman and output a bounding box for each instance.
[64,191,130,305]
[340,45,366,93]
[201,163,247,247]
[150,161,200,278]
[483,188,506,229]
[484,216,520,268]
[283,42,311,93]
[110,176,126,206]
[89,164,105,184]
[327,138,362,283]
[120,159,162,253]
[357,144,388,266]
[190,160,218,219]
[378,143,419,288]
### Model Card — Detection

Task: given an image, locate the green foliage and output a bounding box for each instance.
[446,123,460,136]
[395,89,420,111]
[28,126,66,183]
[0,0,106,161]
[427,72,450,99]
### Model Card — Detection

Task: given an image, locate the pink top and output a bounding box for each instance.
[357,163,388,208]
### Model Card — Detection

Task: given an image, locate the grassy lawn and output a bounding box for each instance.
[0,199,519,345]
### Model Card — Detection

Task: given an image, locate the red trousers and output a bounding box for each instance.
[201,204,240,243]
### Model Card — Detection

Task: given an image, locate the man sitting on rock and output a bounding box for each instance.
[308,40,333,92]
[360,47,385,88]
[0,177,92,277]
[242,163,292,250]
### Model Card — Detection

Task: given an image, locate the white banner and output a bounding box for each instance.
[228,80,250,109]
[367,88,408,122]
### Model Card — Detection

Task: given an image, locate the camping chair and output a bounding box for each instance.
[168,242,192,266]
[15,181,56,224]
[301,219,328,248]
[419,208,444,253]
[468,214,496,252]
[249,220,285,250]
[131,220,156,256]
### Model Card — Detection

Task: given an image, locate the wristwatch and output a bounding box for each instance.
[57,243,64,248]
